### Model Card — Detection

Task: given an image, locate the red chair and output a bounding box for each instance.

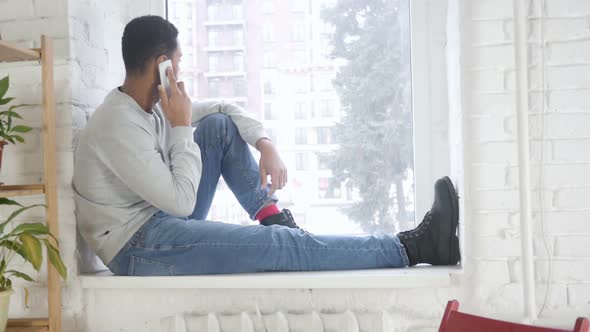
[439,300,590,332]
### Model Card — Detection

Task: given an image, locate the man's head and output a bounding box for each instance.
[122,15,182,82]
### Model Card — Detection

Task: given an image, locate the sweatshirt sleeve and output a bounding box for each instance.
[97,123,201,217]
[191,100,268,147]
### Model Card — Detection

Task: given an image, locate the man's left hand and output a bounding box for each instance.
[256,138,287,196]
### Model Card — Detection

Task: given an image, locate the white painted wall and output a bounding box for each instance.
[0,0,588,331]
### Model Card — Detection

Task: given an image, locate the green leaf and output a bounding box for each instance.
[19,233,42,271]
[11,125,32,133]
[42,239,67,280]
[11,135,24,143]
[0,204,44,235]
[0,240,25,261]
[0,111,23,120]
[0,98,14,106]
[0,198,23,207]
[7,104,33,112]
[0,76,8,99]
[10,222,50,237]
[5,137,15,144]
[6,270,34,282]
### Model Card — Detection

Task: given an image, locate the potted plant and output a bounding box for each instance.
[0,75,33,173]
[0,197,67,331]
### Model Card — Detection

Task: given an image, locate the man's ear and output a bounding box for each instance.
[155,54,168,65]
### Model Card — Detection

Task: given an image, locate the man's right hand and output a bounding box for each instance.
[159,67,192,127]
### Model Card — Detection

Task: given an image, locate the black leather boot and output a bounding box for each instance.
[397,176,460,266]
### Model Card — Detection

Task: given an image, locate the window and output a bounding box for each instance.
[230,3,243,19]
[263,23,275,42]
[169,0,419,237]
[291,0,306,12]
[185,28,193,47]
[316,127,334,145]
[319,36,333,62]
[264,102,279,120]
[185,3,193,19]
[263,80,274,95]
[232,78,246,96]
[295,128,309,145]
[317,100,335,118]
[318,177,342,199]
[208,78,220,97]
[294,102,307,120]
[233,52,244,71]
[316,152,330,170]
[208,28,221,47]
[292,20,306,42]
[292,50,307,67]
[266,128,279,144]
[208,54,220,72]
[263,51,276,68]
[316,74,333,91]
[207,2,221,20]
[293,75,308,94]
[184,78,195,97]
[262,1,275,14]
[231,28,243,46]
[295,152,308,171]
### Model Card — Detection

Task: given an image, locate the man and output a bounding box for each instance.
[73,15,460,276]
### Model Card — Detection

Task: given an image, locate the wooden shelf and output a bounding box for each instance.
[0,41,40,63]
[0,184,45,198]
[6,318,49,332]
[1,36,60,332]
[6,327,48,332]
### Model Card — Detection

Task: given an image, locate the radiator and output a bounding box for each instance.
[161,310,413,332]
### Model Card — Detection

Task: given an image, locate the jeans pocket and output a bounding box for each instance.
[128,255,175,276]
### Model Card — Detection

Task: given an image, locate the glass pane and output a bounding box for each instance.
[169,0,414,234]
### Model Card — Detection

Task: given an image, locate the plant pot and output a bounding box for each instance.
[0,141,7,173]
[0,288,13,332]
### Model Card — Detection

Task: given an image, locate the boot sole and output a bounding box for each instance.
[441,176,461,265]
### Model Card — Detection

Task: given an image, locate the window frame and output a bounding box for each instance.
[164,0,451,235]
[121,0,462,288]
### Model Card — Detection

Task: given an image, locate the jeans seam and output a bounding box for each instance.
[227,143,271,219]
[128,255,175,276]
[133,242,389,252]
[397,240,410,266]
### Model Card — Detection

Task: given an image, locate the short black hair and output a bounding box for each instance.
[122,15,179,74]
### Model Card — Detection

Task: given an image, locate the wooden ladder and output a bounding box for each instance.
[0,36,61,332]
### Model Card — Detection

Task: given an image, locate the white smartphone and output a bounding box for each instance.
[158,59,173,96]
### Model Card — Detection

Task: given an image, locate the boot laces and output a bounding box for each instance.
[399,212,433,239]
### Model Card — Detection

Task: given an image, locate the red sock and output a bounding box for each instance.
[256,205,280,221]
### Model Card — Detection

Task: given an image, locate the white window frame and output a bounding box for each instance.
[411,0,451,222]
[79,0,462,289]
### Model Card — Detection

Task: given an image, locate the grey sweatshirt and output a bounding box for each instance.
[73,88,266,265]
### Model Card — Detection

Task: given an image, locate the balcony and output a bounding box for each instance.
[204,19,245,27]
[205,44,245,52]
[204,70,246,78]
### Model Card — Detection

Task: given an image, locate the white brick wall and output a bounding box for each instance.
[463,0,590,325]
[0,0,589,331]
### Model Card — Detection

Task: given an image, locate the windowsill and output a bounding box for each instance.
[79,266,461,289]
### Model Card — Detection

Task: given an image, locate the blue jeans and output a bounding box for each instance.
[107,114,409,275]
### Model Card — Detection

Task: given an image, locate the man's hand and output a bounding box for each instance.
[257,138,287,196]
[159,67,191,127]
